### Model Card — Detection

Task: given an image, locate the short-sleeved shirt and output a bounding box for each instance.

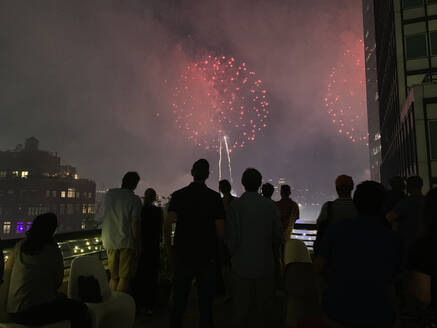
[168,182,225,266]
[8,240,64,313]
[275,198,299,232]
[101,188,142,250]
[408,237,437,310]
[316,197,357,226]
[319,215,403,327]
[393,195,425,250]
[226,192,282,278]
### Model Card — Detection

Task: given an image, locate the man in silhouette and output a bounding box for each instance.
[261,183,275,201]
[165,159,225,328]
[226,168,282,327]
[101,172,142,293]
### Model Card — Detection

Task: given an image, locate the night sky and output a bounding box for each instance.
[0,0,369,219]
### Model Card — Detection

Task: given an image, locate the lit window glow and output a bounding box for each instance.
[21,171,28,178]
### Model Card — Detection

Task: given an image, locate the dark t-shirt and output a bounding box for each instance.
[319,215,403,327]
[168,182,225,266]
[408,237,436,310]
[141,205,163,252]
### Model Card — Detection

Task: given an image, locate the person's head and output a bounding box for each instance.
[122,171,140,190]
[261,183,275,199]
[280,185,291,199]
[241,168,262,192]
[144,188,157,205]
[353,181,386,216]
[406,175,423,195]
[21,213,58,256]
[219,179,232,195]
[389,176,405,192]
[191,159,209,182]
[335,175,354,198]
[424,188,437,238]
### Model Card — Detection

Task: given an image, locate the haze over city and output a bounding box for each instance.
[0,0,370,219]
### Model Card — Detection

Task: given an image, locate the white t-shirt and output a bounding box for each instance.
[101,188,142,250]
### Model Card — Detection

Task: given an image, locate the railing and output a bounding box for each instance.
[292,223,317,250]
[3,229,106,268]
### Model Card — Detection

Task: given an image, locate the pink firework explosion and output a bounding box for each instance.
[172,55,270,151]
[324,39,369,145]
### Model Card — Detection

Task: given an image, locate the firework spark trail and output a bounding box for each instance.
[323,39,368,146]
[223,135,233,183]
[172,55,270,151]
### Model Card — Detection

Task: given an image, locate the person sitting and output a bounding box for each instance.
[314,181,403,327]
[261,183,275,201]
[7,213,91,328]
[406,188,437,323]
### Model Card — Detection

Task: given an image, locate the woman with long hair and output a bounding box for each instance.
[7,213,91,328]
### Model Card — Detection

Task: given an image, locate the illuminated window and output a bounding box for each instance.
[82,204,88,214]
[67,188,75,198]
[21,171,28,179]
[61,191,66,198]
[74,174,79,180]
[0,171,6,178]
[3,221,11,234]
[88,204,95,214]
[16,222,24,234]
[12,171,19,177]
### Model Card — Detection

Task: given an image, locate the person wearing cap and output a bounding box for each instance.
[164,159,225,328]
[316,174,357,227]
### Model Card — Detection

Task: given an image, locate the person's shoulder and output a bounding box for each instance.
[205,186,221,198]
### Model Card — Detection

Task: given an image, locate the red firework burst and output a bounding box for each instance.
[324,39,368,145]
[172,55,270,151]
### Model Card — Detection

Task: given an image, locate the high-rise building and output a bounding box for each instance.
[364,0,437,191]
[0,137,96,239]
[363,0,382,181]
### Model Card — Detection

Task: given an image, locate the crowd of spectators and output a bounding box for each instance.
[0,159,436,328]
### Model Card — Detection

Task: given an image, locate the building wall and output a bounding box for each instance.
[363,0,382,181]
[0,138,96,239]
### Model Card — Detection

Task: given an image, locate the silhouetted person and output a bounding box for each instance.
[7,213,91,328]
[101,172,142,293]
[261,183,275,200]
[407,188,437,316]
[219,179,235,210]
[384,176,406,214]
[225,168,282,328]
[276,185,299,241]
[164,159,225,328]
[314,181,403,327]
[387,175,425,252]
[314,175,357,255]
[134,188,163,315]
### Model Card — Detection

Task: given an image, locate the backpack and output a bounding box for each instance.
[313,201,334,256]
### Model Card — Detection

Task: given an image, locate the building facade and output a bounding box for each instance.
[0,138,96,239]
[365,0,437,190]
[363,0,382,181]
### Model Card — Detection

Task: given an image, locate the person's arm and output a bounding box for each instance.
[316,203,328,226]
[408,271,431,305]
